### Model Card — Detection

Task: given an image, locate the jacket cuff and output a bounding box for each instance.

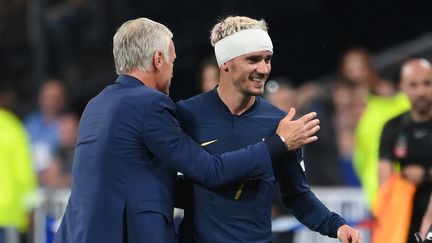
[331,218,348,238]
[264,134,288,162]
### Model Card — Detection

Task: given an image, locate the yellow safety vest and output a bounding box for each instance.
[353,93,410,207]
[0,108,37,229]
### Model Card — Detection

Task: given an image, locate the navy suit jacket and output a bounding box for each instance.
[54,75,284,243]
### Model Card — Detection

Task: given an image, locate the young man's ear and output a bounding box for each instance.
[221,62,229,72]
[153,51,164,71]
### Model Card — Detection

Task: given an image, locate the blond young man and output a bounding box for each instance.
[177,16,360,243]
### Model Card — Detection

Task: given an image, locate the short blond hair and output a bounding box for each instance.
[210,16,268,47]
[113,17,173,74]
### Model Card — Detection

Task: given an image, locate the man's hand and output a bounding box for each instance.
[337,224,361,243]
[276,108,320,150]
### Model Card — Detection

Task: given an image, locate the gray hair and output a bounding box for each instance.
[210,16,268,47]
[113,17,173,74]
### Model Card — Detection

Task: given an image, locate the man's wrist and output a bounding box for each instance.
[264,134,288,162]
[332,218,348,238]
[278,134,286,143]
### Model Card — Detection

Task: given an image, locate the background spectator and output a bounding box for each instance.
[351,47,411,206]
[0,85,37,243]
[377,58,432,243]
[39,112,78,189]
[197,56,220,93]
[25,79,67,185]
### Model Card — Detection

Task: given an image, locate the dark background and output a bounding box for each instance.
[2,0,432,113]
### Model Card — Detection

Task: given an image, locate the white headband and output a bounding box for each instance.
[214,29,273,67]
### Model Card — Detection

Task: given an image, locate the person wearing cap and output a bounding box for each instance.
[177,16,361,243]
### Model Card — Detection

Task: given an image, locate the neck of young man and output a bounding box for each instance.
[217,80,256,116]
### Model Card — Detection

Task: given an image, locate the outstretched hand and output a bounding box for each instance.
[337,224,361,243]
[276,108,320,150]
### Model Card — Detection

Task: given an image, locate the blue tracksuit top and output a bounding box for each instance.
[176,88,346,243]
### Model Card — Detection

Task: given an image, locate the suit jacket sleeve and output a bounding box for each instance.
[276,149,347,238]
[141,93,281,188]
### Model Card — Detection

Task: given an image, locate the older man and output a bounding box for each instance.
[54,17,320,243]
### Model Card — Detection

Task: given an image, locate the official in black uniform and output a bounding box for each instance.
[379,58,432,243]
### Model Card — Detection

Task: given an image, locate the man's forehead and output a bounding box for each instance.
[402,70,432,82]
[401,59,432,78]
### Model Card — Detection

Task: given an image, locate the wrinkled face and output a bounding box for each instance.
[157,40,176,94]
[225,50,272,96]
[401,66,432,115]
